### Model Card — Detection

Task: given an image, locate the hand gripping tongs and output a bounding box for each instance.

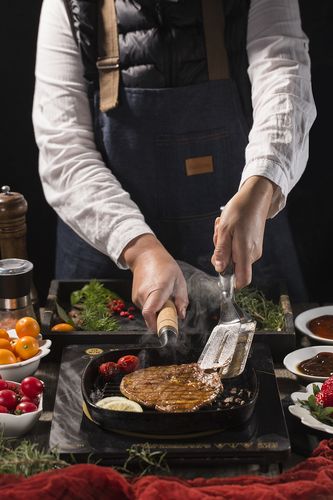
[198,263,256,378]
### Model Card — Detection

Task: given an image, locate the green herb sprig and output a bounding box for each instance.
[116,443,170,478]
[0,437,70,477]
[69,280,120,331]
[300,384,333,426]
[235,287,285,331]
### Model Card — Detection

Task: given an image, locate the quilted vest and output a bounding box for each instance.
[64,0,252,125]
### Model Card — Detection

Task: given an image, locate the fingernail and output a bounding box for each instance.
[180,308,187,320]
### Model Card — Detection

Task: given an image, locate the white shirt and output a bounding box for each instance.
[32,0,316,268]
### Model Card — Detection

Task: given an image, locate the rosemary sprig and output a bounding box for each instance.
[235,287,285,331]
[0,437,70,477]
[299,384,333,426]
[116,443,170,478]
[68,280,119,331]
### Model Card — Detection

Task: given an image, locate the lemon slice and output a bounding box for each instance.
[96,396,143,412]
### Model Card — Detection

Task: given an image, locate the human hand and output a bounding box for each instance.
[211,176,276,289]
[121,234,189,332]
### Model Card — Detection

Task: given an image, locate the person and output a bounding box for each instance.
[33,0,316,332]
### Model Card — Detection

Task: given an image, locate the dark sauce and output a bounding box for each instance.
[298,352,333,377]
[307,315,333,340]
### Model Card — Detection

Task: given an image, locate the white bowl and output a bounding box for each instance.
[294,306,333,344]
[0,331,51,382]
[283,345,333,382]
[0,381,43,437]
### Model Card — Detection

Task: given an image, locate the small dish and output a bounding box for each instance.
[289,382,333,435]
[0,381,43,437]
[0,330,51,382]
[294,306,333,344]
[283,345,333,382]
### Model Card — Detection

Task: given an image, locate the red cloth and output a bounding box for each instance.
[1,439,333,500]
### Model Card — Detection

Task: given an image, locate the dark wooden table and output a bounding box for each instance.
[23,303,328,479]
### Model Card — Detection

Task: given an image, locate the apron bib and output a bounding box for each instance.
[56,78,307,301]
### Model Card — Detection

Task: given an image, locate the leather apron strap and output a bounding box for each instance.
[97,0,120,112]
[201,0,230,80]
[97,0,229,112]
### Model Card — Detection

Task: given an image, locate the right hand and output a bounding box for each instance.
[121,234,189,332]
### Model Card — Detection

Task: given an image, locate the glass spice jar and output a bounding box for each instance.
[0,258,36,330]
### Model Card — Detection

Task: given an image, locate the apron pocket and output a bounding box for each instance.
[155,127,241,219]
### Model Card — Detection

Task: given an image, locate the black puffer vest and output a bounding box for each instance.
[65,0,252,125]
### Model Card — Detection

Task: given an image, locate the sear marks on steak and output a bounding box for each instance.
[120,363,222,412]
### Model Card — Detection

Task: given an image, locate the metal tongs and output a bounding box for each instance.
[198,263,256,378]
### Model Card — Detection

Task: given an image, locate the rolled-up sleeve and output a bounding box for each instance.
[240,0,317,217]
[32,0,154,268]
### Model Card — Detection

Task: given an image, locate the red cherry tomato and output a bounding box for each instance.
[0,389,18,410]
[15,401,38,414]
[117,355,140,373]
[20,377,44,399]
[0,404,9,413]
[98,361,119,381]
[0,380,8,391]
[20,395,40,406]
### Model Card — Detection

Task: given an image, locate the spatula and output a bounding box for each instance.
[198,263,256,378]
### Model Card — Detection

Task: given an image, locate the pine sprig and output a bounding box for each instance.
[235,287,285,331]
[0,437,70,477]
[300,384,333,426]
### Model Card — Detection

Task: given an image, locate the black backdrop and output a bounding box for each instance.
[2,1,333,305]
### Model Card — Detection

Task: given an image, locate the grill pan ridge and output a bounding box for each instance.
[81,346,259,436]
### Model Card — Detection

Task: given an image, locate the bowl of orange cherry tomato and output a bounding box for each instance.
[0,317,51,382]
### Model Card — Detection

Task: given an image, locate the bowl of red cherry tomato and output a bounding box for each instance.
[0,375,44,437]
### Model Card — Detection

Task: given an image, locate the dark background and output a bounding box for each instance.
[1,1,333,306]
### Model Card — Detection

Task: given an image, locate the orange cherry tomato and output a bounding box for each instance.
[15,317,40,339]
[14,336,39,360]
[0,329,10,340]
[0,338,13,352]
[51,323,75,332]
[0,348,17,365]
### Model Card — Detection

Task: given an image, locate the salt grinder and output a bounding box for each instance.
[0,258,36,330]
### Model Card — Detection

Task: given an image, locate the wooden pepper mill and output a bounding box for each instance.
[0,185,39,320]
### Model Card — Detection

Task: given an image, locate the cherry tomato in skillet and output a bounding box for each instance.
[117,355,140,373]
[98,361,119,381]
[20,377,44,399]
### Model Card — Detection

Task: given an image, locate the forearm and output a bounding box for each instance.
[242,0,317,216]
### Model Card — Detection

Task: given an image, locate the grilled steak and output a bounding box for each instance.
[120,363,222,412]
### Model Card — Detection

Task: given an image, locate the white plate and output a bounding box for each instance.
[289,383,333,434]
[294,306,333,344]
[283,345,333,382]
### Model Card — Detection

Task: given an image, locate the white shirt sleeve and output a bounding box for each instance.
[32,0,154,269]
[241,0,317,217]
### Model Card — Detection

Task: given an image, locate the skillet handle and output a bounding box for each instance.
[157,299,178,344]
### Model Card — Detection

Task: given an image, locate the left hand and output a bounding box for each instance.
[211,176,277,289]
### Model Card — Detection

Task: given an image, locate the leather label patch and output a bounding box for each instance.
[185,156,214,176]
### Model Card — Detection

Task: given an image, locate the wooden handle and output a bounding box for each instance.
[157,299,178,338]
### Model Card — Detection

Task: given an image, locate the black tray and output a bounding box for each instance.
[42,279,295,361]
[82,346,258,435]
[49,342,290,467]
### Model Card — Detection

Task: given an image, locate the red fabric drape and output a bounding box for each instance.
[1,439,333,500]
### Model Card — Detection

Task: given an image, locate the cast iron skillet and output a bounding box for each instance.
[81,344,259,436]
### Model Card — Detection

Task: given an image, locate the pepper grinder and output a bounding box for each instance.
[0,185,39,320]
[0,258,36,330]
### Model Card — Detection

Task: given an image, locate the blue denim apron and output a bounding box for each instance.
[56,79,307,301]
